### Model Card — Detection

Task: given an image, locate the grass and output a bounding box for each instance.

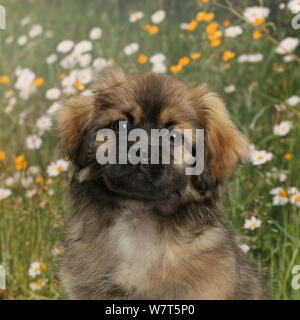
[0,0,299,299]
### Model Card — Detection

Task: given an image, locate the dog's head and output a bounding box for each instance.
[56,68,249,203]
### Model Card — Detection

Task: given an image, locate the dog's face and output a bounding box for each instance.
[56,69,249,203]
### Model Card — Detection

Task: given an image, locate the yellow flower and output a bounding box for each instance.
[36,176,44,184]
[224,64,231,69]
[149,25,159,35]
[253,30,262,39]
[45,178,52,185]
[170,64,183,74]
[178,56,190,67]
[222,50,236,61]
[196,11,206,22]
[59,73,67,80]
[138,54,147,64]
[284,153,293,160]
[25,241,30,247]
[144,24,151,30]
[190,52,202,60]
[208,30,222,41]
[74,80,85,91]
[41,263,47,271]
[279,189,288,198]
[33,77,44,87]
[15,155,27,171]
[0,151,5,161]
[0,75,10,84]
[204,13,215,22]
[223,20,231,27]
[210,39,221,48]
[253,18,264,26]
[186,20,198,31]
[201,0,209,3]
[206,22,218,35]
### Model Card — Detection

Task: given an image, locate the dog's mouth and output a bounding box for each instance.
[102,163,184,200]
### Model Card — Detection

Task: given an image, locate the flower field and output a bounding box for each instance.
[0,0,300,300]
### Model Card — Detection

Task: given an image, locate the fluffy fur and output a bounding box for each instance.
[56,68,268,299]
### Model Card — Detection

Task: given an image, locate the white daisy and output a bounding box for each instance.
[46,54,57,65]
[5,177,16,187]
[51,246,64,256]
[78,53,92,67]
[151,10,166,24]
[29,24,43,38]
[248,53,263,63]
[273,121,292,136]
[275,37,299,55]
[26,189,37,198]
[89,27,102,40]
[47,102,62,115]
[57,40,74,53]
[243,6,270,24]
[244,216,262,230]
[180,23,188,30]
[47,159,69,177]
[28,262,42,278]
[74,40,93,54]
[29,279,46,291]
[149,53,166,64]
[129,11,144,23]
[286,95,300,106]
[250,150,273,165]
[17,35,27,46]
[36,115,52,132]
[152,62,167,74]
[60,53,78,69]
[27,166,41,175]
[288,0,300,14]
[291,193,300,207]
[237,54,249,63]
[270,187,289,206]
[77,67,93,84]
[46,88,61,100]
[0,188,12,201]
[224,85,236,93]
[224,26,243,38]
[124,43,139,56]
[21,176,33,188]
[239,243,250,253]
[26,135,42,150]
[93,57,108,72]
[283,55,295,63]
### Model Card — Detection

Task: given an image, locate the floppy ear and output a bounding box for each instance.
[191,84,249,182]
[55,95,94,165]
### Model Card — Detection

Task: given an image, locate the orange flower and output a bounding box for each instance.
[186,20,198,31]
[253,30,262,39]
[253,18,264,26]
[149,25,159,34]
[224,64,231,69]
[210,39,221,47]
[208,30,222,41]
[33,77,44,87]
[170,64,183,74]
[15,155,27,171]
[36,176,44,184]
[206,22,218,35]
[222,50,236,61]
[0,75,10,84]
[196,11,206,22]
[45,178,52,185]
[138,54,147,64]
[201,0,209,3]
[223,20,231,27]
[0,151,5,161]
[144,24,151,30]
[190,52,202,60]
[284,153,293,160]
[74,80,85,91]
[41,263,47,271]
[204,13,215,22]
[178,56,190,67]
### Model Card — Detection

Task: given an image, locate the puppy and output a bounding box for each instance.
[56,68,268,299]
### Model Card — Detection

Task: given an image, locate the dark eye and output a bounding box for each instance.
[169,129,182,145]
[164,120,177,129]
[110,120,127,132]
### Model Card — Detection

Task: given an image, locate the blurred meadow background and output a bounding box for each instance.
[0,0,300,300]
